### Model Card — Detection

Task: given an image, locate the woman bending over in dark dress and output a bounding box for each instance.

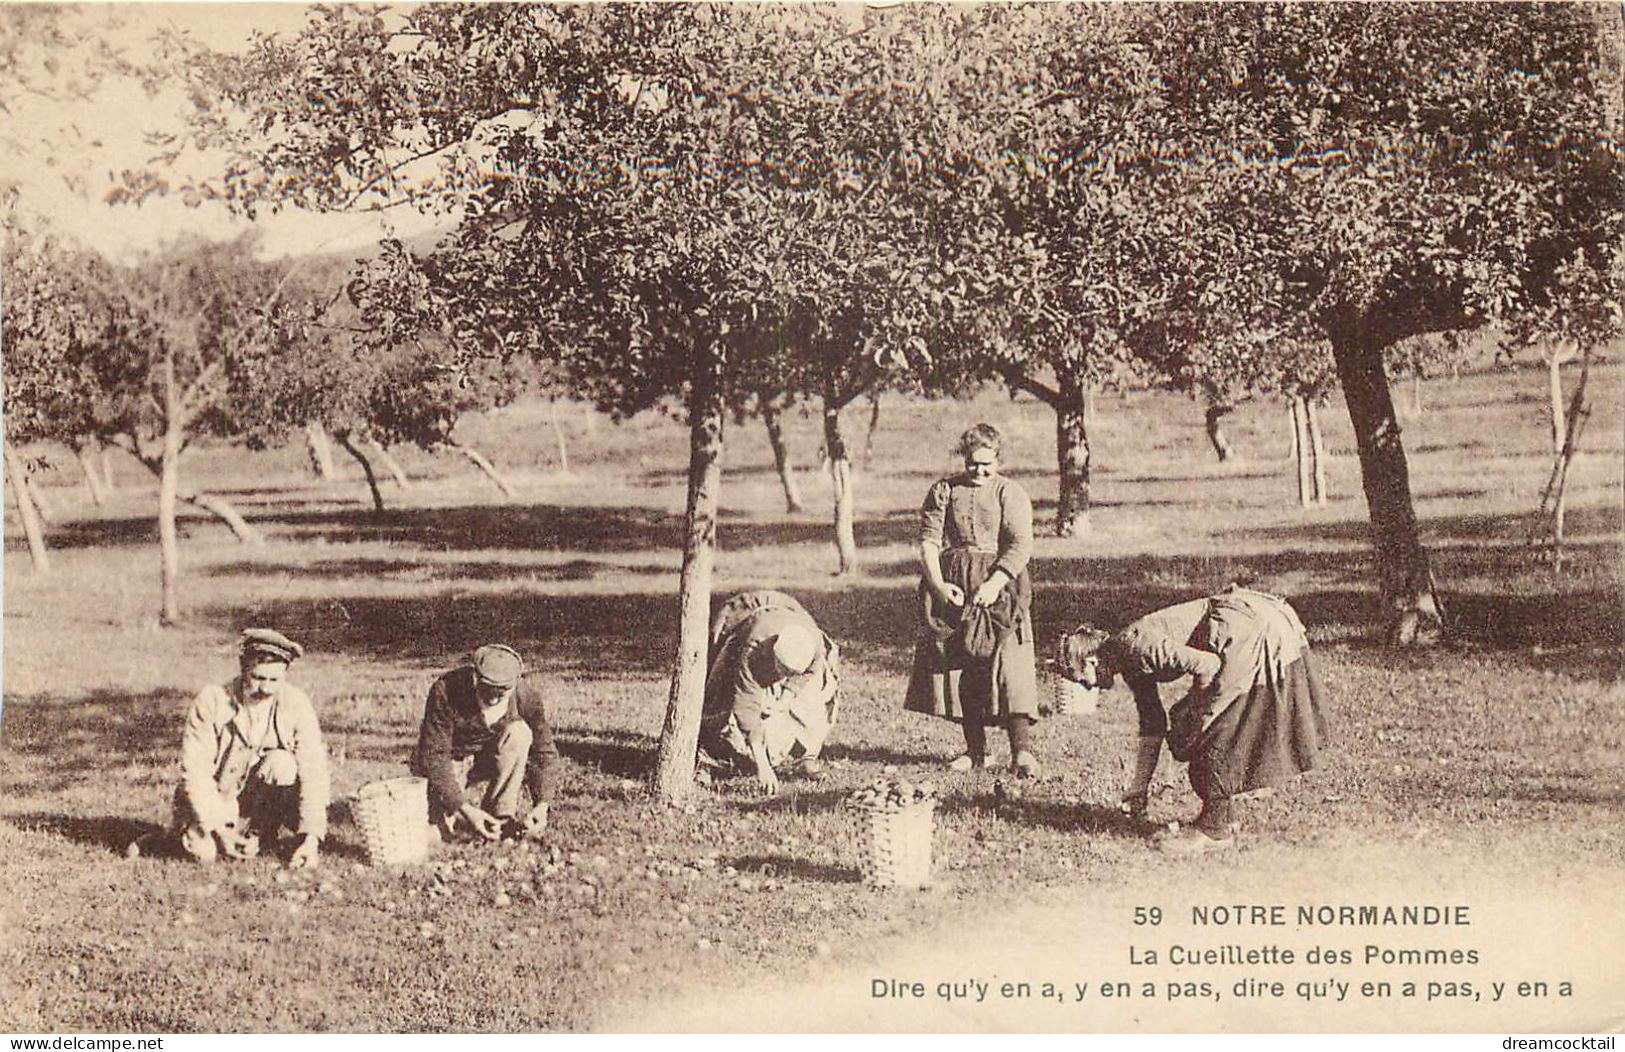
[1057,586,1328,854]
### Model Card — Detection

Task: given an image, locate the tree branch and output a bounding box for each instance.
[336,141,466,211]
[998,364,1059,405]
[176,357,225,425]
[109,431,161,476]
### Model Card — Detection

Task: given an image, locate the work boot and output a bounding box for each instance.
[1118,791,1149,819]
[179,824,218,865]
[1155,825,1234,856]
[125,831,169,860]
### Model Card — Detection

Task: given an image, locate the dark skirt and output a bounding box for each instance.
[903,549,1040,724]
[1188,649,1328,801]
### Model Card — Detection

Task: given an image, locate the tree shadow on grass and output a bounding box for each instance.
[732,787,853,816]
[330,741,419,767]
[1105,468,1284,486]
[728,852,860,885]
[4,805,378,866]
[826,556,1377,649]
[317,798,372,864]
[1232,503,1622,547]
[197,546,1618,687]
[1427,487,1495,502]
[555,726,654,780]
[243,503,924,556]
[717,509,921,551]
[1447,592,1622,655]
[9,511,168,552]
[195,592,682,678]
[2,689,184,795]
[941,792,1153,840]
[1215,509,1622,658]
[4,812,164,856]
[279,503,686,552]
[1032,495,1246,514]
[819,743,950,767]
[203,557,674,584]
[1493,782,1625,807]
[862,547,1373,587]
[9,501,361,553]
[30,503,689,555]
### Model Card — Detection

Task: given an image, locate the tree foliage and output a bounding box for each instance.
[165,2,1624,656]
[4,226,329,617]
[1139,2,1623,639]
[1,223,150,448]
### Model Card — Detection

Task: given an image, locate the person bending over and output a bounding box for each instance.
[1058,586,1328,854]
[699,590,840,796]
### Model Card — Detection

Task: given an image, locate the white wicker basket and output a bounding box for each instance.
[1046,672,1100,716]
[854,798,935,888]
[353,776,430,866]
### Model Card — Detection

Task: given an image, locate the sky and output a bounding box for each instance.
[2,3,442,262]
[4,2,909,262]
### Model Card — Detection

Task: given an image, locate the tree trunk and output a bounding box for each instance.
[1410,372,1424,417]
[448,441,516,501]
[824,399,859,576]
[1544,351,1593,577]
[183,491,264,544]
[1292,398,1312,508]
[1547,350,1567,454]
[337,432,385,513]
[1329,323,1442,645]
[1553,463,1569,576]
[863,391,882,469]
[1054,365,1091,538]
[368,439,411,489]
[4,439,51,573]
[24,471,57,524]
[1286,403,1301,463]
[78,442,107,507]
[118,441,263,545]
[304,422,338,480]
[762,405,803,512]
[158,423,183,625]
[1306,398,1328,505]
[549,398,572,476]
[101,446,117,494]
[654,347,726,802]
[1205,400,1238,463]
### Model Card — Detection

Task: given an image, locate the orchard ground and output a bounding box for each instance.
[3,364,1622,1032]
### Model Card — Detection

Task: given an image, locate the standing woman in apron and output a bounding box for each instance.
[904,423,1043,776]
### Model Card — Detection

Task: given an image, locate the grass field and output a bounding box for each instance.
[3,362,1622,1032]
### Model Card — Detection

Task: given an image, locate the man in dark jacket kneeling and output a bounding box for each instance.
[411,644,561,843]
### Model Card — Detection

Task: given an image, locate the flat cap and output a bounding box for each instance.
[239,628,304,665]
[472,644,524,688]
[771,625,819,676]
